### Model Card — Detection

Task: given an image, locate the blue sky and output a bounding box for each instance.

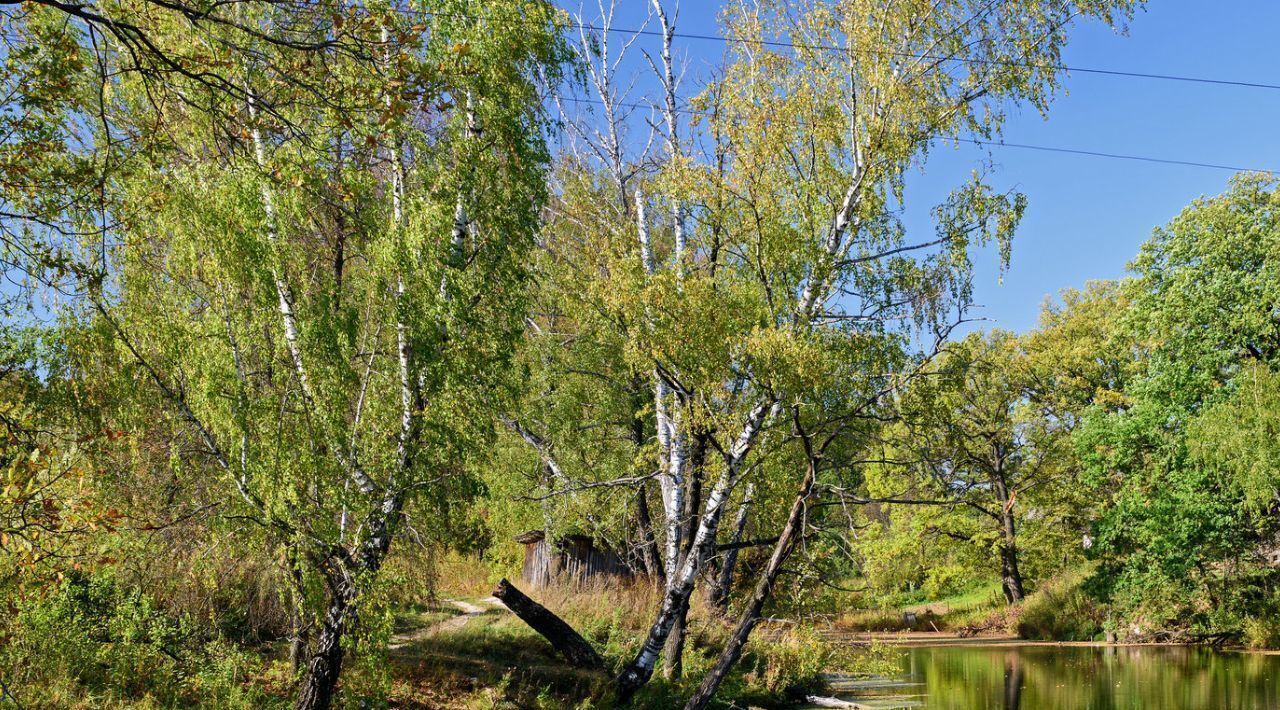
[558,0,1280,332]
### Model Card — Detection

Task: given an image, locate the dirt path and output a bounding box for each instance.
[389,598,504,650]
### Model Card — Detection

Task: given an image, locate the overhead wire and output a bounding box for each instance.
[555,96,1275,174]
[402,7,1279,173]
[404,7,1280,92]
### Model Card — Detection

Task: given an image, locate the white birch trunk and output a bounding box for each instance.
[650,0,690,586]
[636,188,684,584]
[615,400,779,697]
[247,94,376,496]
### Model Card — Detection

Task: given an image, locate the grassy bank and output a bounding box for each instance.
[0,556,899,709]
[833,581,1009,634]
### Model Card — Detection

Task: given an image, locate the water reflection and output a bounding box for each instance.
[1003,650,1022,710]
[849,645,1280,709]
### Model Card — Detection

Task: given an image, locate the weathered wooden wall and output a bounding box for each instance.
[518,531,631,588]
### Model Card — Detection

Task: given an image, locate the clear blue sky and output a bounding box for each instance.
[558,0,1280,332]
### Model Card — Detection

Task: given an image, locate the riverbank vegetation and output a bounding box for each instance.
[3,0,1280,707]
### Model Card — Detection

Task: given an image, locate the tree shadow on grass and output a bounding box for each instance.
[388,612,612,707]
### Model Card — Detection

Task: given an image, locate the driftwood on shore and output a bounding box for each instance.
[491,578,604,670]
[802,696,872,709]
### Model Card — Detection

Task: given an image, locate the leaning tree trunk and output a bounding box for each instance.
[683,461,816,710]
[493,578,604,669]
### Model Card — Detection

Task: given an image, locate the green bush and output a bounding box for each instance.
[1241,615,1280,649]
[1017,566,1105,641]
[0,571,284,708]
[1241,594,1280,649]
[745,626,901,695]
[3,572,192,700]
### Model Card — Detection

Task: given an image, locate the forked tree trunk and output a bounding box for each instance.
[614,485,732,702]
[613,400,775,703]
[683,462,817,710]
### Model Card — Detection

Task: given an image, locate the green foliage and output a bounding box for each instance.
[1081,175,1280,634]
[16,0,1280,707]
[1242,610,1280,650]
[1017,566,1106,641]
[1188,363,1280,513]
[863,330,1086,603]
[1,571,283,708]
[745,628,900,696]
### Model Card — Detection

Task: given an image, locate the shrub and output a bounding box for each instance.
[1017,566,1105,641]
[0,571,285,708]
[745,626,901,696]
[1241,594,1280,650]
[2,571,194,701]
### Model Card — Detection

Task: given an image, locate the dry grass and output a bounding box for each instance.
[428,552,505,600]
[380,565,894,708]
[386,606,613,708]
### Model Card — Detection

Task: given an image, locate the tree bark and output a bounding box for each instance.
[295,589,350,710]
[996,480,1025,603]
[288,583,310,672]
[683,459,816,710]
[662,598,689,679]
[663,450,705,679]
[708,483,753,614]
[999,524,1025,604]
[614,400,776,704]
[636,483,665,584]
[493,578,605,670]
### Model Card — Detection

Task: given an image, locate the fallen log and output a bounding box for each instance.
[802,696,872,709]
[492,578,604,670]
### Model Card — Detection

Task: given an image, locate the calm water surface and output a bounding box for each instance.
[835,644,1280,709]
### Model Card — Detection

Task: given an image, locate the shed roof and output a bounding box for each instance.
[514,529,546,544]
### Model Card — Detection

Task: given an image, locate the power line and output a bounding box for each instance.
[404,9,1277,173]
[951,138,1265,173]
[591,23,1280,93]
[409,8,1280,93]
[555,96,1275,174]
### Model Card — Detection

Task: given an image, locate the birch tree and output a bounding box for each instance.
[76,3,566,708]
[514,0,1141,703]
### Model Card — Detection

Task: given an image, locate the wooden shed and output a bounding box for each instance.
[516,530,631,588]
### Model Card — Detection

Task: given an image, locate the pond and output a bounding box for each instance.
[825,644,1280,709]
